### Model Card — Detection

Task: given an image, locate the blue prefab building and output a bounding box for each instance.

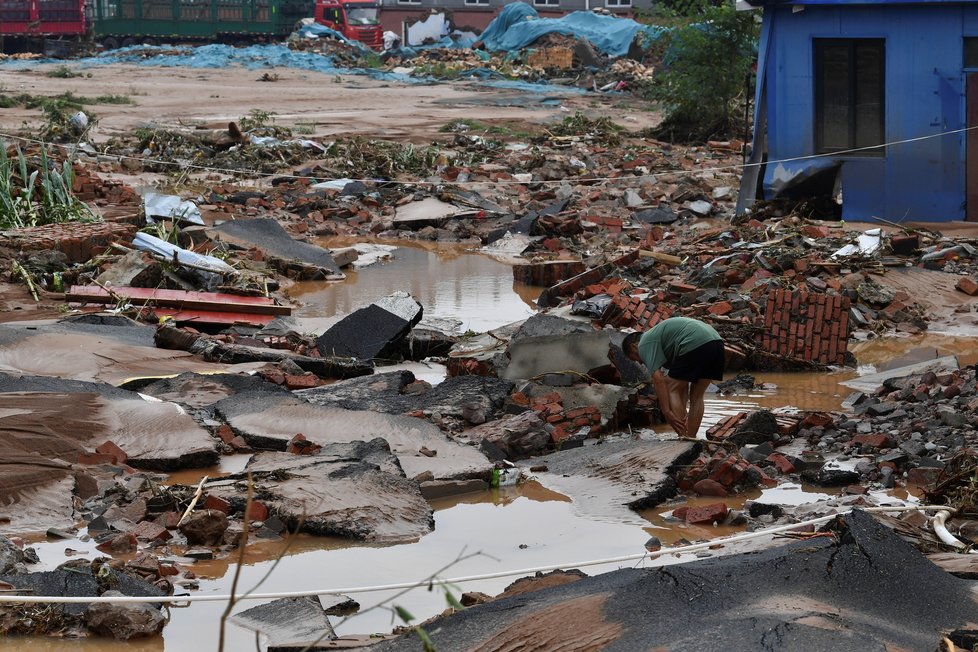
[739,0,978,222]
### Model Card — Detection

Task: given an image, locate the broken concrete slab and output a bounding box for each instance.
[0,316,268,385]
[210,439,434,542]
[0,373,218,471]
[0,566,165,616]
[211,218,344,279]
[296,371,513,422]
[85,592,166,640]
[315,292,423,362]
[155,326,372,380]
[215,393,492,480]
[121,371,291,409]
[230,596,336,650]
[461,411,552,461]
[531,438,699,521]
[373,510,978,652]
[840,355,959,393]
[95,250,163,289]
[0,454,76,534]
[502,330,612,382]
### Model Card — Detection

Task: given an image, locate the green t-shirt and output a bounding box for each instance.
[637,317,721,373]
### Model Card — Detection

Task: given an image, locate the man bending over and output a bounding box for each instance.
[623,317,725,438]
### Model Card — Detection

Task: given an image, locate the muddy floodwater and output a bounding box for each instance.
[10,243,978,651]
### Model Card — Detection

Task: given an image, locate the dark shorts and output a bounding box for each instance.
[667,339,725,383]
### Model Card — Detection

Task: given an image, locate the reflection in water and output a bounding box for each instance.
[288,243,540,332]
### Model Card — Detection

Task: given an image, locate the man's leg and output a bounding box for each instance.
[686,378,712,438]
[665,378,689,419]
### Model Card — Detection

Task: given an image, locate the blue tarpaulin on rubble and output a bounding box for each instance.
[479,2,664,58]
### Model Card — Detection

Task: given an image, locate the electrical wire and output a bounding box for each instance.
[0,503,951,605]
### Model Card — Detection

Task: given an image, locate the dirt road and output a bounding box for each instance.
[0,62,660,142]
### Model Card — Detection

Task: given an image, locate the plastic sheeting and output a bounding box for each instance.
[143,192,203,225]
[479,2,665,58]
[133,232,237,275]
[3,44,417,83]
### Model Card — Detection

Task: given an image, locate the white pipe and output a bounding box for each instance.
[0,504,949,605]
[932,510,978,553]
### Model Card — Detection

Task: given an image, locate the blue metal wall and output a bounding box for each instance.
[761,3,977,221]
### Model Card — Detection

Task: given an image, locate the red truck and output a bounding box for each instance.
[0,0,87,52]
[0,0,382,53]
[312,0,383,50]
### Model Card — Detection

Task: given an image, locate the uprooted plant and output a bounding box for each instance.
[0,145,98,229]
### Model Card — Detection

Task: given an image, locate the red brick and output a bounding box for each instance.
[851,433,891,449]
[766,453,795,474]
[286,433,320,455]
[216,424,236,445]
[692,479,728,497]
[668,282,697,294]
[684,502,728,524]
[707,301,733,316]
[801,225,830,239]
[95,440,127,464]
[132,520,172,542]
[956,277,978,296]
[283,374,320,390]
[203,495,231,514]
[906,467,941,486]
[248,501,269,522]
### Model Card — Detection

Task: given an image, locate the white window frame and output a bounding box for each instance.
[606,0,632,6]
[464,0,489,6]
[533,0,559,6]
[397,0,421,5]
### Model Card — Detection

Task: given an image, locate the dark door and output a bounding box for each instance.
[967,73,978,221]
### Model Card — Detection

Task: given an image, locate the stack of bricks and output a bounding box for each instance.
[72,163,141,208]
[527,46,574,70]
[756,289,850,366]
[514,391,603,443]
[587,280,674,331]
[1,221,138,264]
[705,409,803,443]
[512,260,586,287]
[677,450,775,491]
[538,250,639,308]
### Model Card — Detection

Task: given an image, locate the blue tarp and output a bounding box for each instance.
[0,43,580,94]
[479,2,665,58]
[0,44,418,82]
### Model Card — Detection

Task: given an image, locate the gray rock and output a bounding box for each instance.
[230,596,336,649]
[532,438,699,521]
[316,292,423,363]
[216,393,491,481]
[937,406,969,427]
[179,510,228,546]
[85,592,165,640]
[728,410,780,446]
[464,411,553,461]
[209,439,434,543]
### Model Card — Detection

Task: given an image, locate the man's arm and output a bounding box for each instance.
[651,370,687,437]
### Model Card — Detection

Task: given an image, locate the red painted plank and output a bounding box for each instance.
[66,285,291,316]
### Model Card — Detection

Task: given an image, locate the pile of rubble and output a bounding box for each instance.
[3,83,978,643]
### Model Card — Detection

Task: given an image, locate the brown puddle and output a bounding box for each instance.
[288,241,544,332]
[11,247,978,650]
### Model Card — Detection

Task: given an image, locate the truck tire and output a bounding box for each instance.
[121,37,136,48]
[102,36,119,50]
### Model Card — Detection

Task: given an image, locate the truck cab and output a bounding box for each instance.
[314,0,382,50]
